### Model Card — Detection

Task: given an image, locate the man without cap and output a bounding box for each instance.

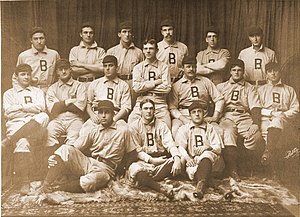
[196,26,231,85]
[157,19,188,83]
[238,26,277,86]
[69,23,106,84]
[168,55,224,136]
[176,100,223,199]
[128,39,172,129]
[107,21,143,107]
[217,59,265,181]
[2,64,49,195]
[45,59,87,155]
[15,27,60,92]
[36,100,136,198]
[76,55,131,145]
[128,98,181,200]
[258,62,299,171]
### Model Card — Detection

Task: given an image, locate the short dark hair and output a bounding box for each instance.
[143,39,158,50]
[15,64,32,76]
[30,27,46,38]
[80,22,95,33]
[140,98,155,109]
[229,59,245,71]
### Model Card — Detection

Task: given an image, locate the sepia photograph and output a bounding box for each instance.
[1,0,299,216]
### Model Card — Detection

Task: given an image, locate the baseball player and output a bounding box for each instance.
[2,64,49,195]
[258,62,299,170]
[128,39,172,129]
[128,98,181,200]
[217,59,265,182]
[46,59,87,154]
[69,22,106,84]
[196,26,231,85]
[176,101,223,199]
[37,100,136,195]
[238,26,277,86]
[157,19,188,83]
[168,55,224,136]
[14,27,60,92]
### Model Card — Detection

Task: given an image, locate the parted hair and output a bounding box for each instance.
[140,98,155,109]
[143,39,158,50]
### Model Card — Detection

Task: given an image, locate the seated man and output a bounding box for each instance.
[258,62,299,169]
[217,59,265,181]
[46,59,87,153]
[176,101,222,199]
[128,99,181,199]
[37,100,136,195]
[2,64,49,195]
[168,55,224,136]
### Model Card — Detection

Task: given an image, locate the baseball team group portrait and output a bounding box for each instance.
[1,0,300,216]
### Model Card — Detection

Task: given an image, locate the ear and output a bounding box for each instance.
[80,32,83,38]
[118,32,121,38]
[161,29,164,35]
[205,37,209,43]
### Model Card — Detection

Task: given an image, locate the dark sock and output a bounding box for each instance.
[153,161,173,181]
[222,146,238,174]
[194,158,212,182]
[135,171,161,193]
[43,155,65,185]
[58,179,84,193]
[10,120,41,144]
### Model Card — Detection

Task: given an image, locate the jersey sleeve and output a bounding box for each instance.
[247,84,261,110]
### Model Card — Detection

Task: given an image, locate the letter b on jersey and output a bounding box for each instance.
[40,60,48,71]
[195,135,203,147]
[107,88,114,100]
[254,59,262,69]
[231,90,239,101]
[272,92,280,103]
[169,53,176,64]
[191,86,199,97]
[146,133,154,146]
[149,71,156,81]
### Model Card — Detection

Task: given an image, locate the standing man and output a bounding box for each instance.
[37,100,136,196]
[3,64,49,195]
[128,99,181,200]
[157,19,188,83]
[238,26,277,86]
[69,23,106,84]
[258,62,299,169]
[217,59,265,182]
[168,56,224,136]
[129,39,172,129]
[15,27,60,92]
[176,101,223,199]
[196,26,231,85]
[46,59,87,153]
[107,21,143,105]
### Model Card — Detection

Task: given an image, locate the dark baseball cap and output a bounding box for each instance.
[229,59,245,70]
[119,21,132,31]
[182,55,197,65]
[206,26,219,36]
[55,59,71,70]
[15,64,32,74]
[160,19,175,28]
[95,100,118,111]
[103,55,118,66]
[265,62,280,72]
[248,26,263,36]
[188,100,204,113]
[30,27,46,38]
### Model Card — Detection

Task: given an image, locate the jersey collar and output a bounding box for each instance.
[104,76,119,84]
[229,77,246,86]
[79,40,98,49]
[205,46,221,54]
[98,121,117,131]
[144,59,159,68]
[161,40,179,49]
[267,79,283,86]
[31,45,48,54]
[251,44,264,51]
[58,77,74,87]
[189,122,207,130]
[120,41,135,49]
[14,84,33,92]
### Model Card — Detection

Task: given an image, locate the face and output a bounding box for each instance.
[140,102,155,123]
[80,27,94,44]
[31,32,46,51]
[206,32,218,48]
[16,71,31,88]
[190,108,204,125]
[249,34,262,47]
[57,67,72,83]
[183,64,196,80]
[143,43,157,60]
[161,26,174,42]
[103,62,118,79]
[118,28,133,44]
[230,65,244,82]
[266,69,281,83]
[98,109,114,127]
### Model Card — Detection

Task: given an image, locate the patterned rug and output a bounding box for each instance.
[1,177,298,216]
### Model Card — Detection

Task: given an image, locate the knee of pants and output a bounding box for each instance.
[80,171,110,192]
[223,129,237,147]
[14,138,30,153]
[128,162,145,181]
[54,144,75,161]
[211,122,224,138]
[34,112,49,127]
[269,117,284,130]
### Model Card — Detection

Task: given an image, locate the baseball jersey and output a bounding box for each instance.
[74,121,135,168]
[87,77,131,113]
[46,78,87,119]
[217,78,261,113]
[168,76,224,119]
[157,40,188,80]
[238,45,277,81]
[132,59,171,104]
[258,80,299,119]
[15,45,60,87]
[130,117,179,161]
[107,42,143,76]
[196,47,230,84]
[175,122,222,157]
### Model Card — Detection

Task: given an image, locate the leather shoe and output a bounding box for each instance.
[160,185,174,200]
[230,170,241,182]
[261,149,271,166]
[193,180,207,199]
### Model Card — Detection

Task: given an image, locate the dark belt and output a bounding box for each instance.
[140,92,165,97]
[247,80,267,85]
[118,74,132,80]
[96,156,117,170]
[77,77,95,82]
[225,107,247,113]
